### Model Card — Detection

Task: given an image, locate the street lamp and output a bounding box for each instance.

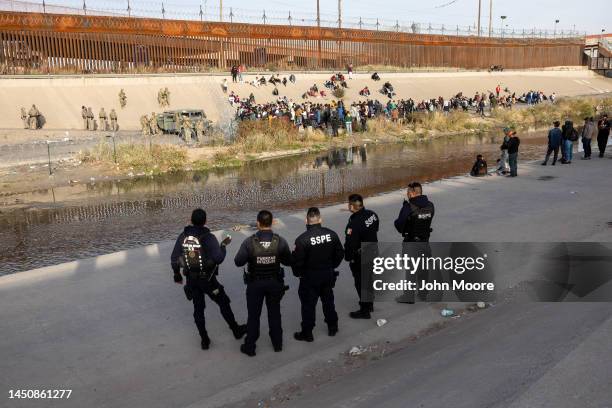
[500,15,506,38]
[554,19,559,38]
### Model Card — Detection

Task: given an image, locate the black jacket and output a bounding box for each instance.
[394,195,435,235]
[170,225,226,274]
[234,230,293,268]
[507,136,520,154]
[292,224,344,277]
[344,208,379,262]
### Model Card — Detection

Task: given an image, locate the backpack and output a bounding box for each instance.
[569,129,579,142]
[181,235,213,276]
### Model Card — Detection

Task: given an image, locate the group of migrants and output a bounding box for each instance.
[470,127,521,177]
[81,106,118,131]
[228,72,555,134]
[19,105,44,130]
[171,183,435,356]
[543,114,610,165]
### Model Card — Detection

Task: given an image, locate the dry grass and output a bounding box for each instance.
[80,142,187,173]
[492,97,607,130]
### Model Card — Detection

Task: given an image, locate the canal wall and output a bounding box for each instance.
[1,156,611,407]
[0,69,610,133]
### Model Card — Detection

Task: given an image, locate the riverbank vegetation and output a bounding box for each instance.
[76,96,610,175]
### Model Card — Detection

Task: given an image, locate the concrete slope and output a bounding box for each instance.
[0,157,611,408]
[287,302,612,408]
[0,70,610,131]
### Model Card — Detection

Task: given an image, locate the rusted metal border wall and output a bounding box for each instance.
[0,11,585,74]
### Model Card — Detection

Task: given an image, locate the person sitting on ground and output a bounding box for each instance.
[470,154,488,176]
[289,74,296,84]
[359,86,370,97]
[259,76,267,86]
[371,72,380,81]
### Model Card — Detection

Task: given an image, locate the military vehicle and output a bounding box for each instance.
[156,109,212,139]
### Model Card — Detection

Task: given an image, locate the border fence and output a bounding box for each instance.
[0,4,586,74]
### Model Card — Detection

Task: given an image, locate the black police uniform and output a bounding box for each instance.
[171,225,244,347]
[345,207,379,315]
[394,195,435,302]
[235,230,292,355]
[394,195,435,243]
[292,224,344,338]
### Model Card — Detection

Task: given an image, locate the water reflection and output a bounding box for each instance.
[0,132,546,274]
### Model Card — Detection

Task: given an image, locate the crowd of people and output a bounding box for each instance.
[226,69,555,133]
[543,114,610,164]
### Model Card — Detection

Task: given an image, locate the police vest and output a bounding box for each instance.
[181,235,216,277]
[248,234,281,278]
[403,203,434,241]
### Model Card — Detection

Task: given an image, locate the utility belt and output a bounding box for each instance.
[185,265,218,281]
[243,267,285,284]
[244,267,290,294]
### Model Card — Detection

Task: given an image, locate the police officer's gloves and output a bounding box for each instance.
[173,271,183,283]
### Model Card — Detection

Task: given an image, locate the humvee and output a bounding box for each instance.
[156,109,212,138]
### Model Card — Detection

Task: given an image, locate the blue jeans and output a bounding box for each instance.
[563,140,573,162]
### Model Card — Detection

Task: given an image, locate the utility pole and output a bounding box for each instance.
[219,0,222,22]
[488,0,492,37]
[477,0,481,36]
[338,0,342,29]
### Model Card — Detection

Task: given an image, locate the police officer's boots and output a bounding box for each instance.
[328,325,338,336]
[293,331,314,342]
[232,324,247,340]
[201,334,211,350]
[349,309,371,319]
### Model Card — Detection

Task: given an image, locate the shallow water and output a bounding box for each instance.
[0,133,546,274]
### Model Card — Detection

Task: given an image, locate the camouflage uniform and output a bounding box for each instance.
[119,89,127,108]
[149,112,158,136]
[86,107,95,131]
[28,105,39,130]
[20,107,28,129]
[109,109,118,131]
[99,108,107,131]
[81,106,88,130]
[182,116,193,142]
[140,115,150,136]
[195,119,204,143]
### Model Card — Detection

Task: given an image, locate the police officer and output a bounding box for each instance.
[171,208,246,350]
[234,210,292,356]
[292,207,344,342]
[394,182,434,243]
[394,182,435,303]
[345,194,379,319]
